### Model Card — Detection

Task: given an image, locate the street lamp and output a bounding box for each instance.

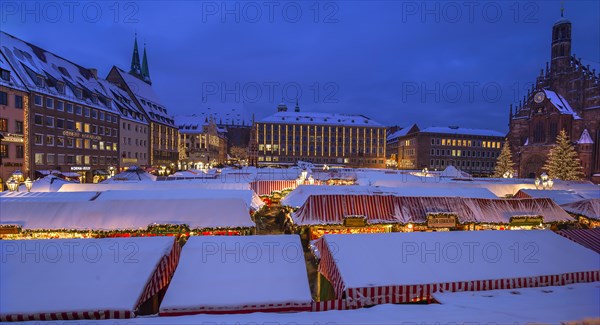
[422,168,429,177]
[11,170,24,183]
[24,177,33,192]
[6,178,18,192]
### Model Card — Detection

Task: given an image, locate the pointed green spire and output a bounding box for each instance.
[141,42,151,84]
[130,33,141,76]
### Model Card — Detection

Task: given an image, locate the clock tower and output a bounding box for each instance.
[550,8,571,75]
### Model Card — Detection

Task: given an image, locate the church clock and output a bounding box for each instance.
[534,91,546,103]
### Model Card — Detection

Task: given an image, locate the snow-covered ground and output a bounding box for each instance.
[5,283,598,324]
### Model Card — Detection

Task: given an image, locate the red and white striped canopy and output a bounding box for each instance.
[556,228,600,254]
[561,199,600,220]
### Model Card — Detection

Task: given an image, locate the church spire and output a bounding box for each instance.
[129,33,141,77]
[141,42,152,84]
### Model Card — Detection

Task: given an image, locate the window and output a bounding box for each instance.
[45,135,54,146]
[0,118,6,132]
[91,125,97,134]
[47,154,55,165]
[15,95,23,109]
[84,156,90,165]
[15,121,23,134]
[56,118,64,129]
[84,139,90,149]
[76,138,82,148]
[34,95,42,106]
[34,114,43,126]
[35,153,44,165]
[45,116,54,128]
[75,122,82,132]
[92,110,98,119]
[36,75,45,87]
[112,115,117,123]
[99,141,105,150]
[84,107,90,117]
[58,154,65,164]
[66,120,74,130]
[46,97,54,109]
[0,69,9,81]
[16,145,24,158]
[66,138,74,148]
[112,143,117,151]
[99,111,105,120]
[105,114,111,122]
[84,123,90,133]
[66,103,73,113]
[75,106,82,115]
[0,91,7,105]
[74,88,82,99]
[0,144,7,158]
[34,134,43,145]
[56,101,64,111]
[56,82,65,94]
[56,137,64,147]
[76,155,82,165]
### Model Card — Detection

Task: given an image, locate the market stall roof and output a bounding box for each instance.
[292,195,573,225]
[281,185,497,208]
[0,198,255,230]
[93,189,264,211]
[58,179,251,192]
[0,191,98,202]
[102,167,157,183]
[160,235,312,315]
[17,175,78,192]
[556,228,600,254]
[316,231,599,303]
[515,189,598,205]
[560,198,600,220]
[0,237,177,321]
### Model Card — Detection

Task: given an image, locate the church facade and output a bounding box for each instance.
[508,11,600,182]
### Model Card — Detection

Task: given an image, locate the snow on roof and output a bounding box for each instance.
[102,168,157,183]
[292,195,572,225]
[0,197,255,230]
[0,237,174,315]
[260,111,383,127]
[114,68,174,126]
[0,32,119,115]
[432,282,600,324]
[386,124,417,140]
[175,115,206,133]
[419,126,505,137]
[18,175,78,192]
[543,89,581,119]
[577,129,594,144]
[58,179,251,192]
[94,189,264,211]
[160,235,311,314]
[281,185,497,208]
[439,165,472,178]
[0,191,98,202]
[560,198,600,220]
[319,231,598,290]
[515,189,592,205]
[177,107,251,127]
[0,51,26,90]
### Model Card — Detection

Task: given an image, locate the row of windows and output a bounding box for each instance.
[34,95,118,124]
[122,137,148,147]
[0,91,24,108]
[122,122,148,134]
[123,151,148,160]
[34,153,118,166]
[0,144,24,159]
[33,133,118,151]
[258,156,384,164]
[258,144,384,155]
[429,159,496,170]
[34,114,118,137]
[431,138,501,148]
[430,149,499,158]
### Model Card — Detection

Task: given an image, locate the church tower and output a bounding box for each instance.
[129,34,142,78]
[141,43,152,85]
[550,7,571,74]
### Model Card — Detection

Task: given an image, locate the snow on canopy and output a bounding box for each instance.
[0,191,98,202]
[102,166,157,183]
[317,231,599,300]
[281,185,497,208]
[160,235,312,315]
[515,189,598,205]
[0,237,175,318]
[560,198,600,220]
[292,195,573,225]
[439,165,471,178]
[0,197,255,230]
[15,175,78,192]
[556,228,600,254]
[58,179,251,192]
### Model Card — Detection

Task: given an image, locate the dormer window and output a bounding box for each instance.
[56,82,65,94]
[91,94,98,104]
[74,87,83,99]
[36,75,45,88]
[0,69,9,81]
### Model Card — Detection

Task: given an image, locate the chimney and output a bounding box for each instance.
[89,68,98,79]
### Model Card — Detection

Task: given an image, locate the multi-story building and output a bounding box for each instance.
[0,32,120,183]
[176,115,228,168]
[0,53,28,187]
[254,102,386,168]
[387,124,505,176]
[508,11,600,181]
[107,38,178,170]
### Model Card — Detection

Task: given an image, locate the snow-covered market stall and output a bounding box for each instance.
[313,231,599,309]
[556,228,600,253]
[0,237,181,321]
[560,198,600,228]
[0,197,255,239]
[159,235,312,315]
[291,195,575,240]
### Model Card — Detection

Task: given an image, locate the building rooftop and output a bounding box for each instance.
[420,126,505,137]
[260,111,383,127]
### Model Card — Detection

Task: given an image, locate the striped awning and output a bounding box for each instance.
[556,228,600,254]
[561,199,600,220]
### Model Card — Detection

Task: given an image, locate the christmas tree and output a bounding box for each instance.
[543,129,584,180]
[493,140,515,178]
